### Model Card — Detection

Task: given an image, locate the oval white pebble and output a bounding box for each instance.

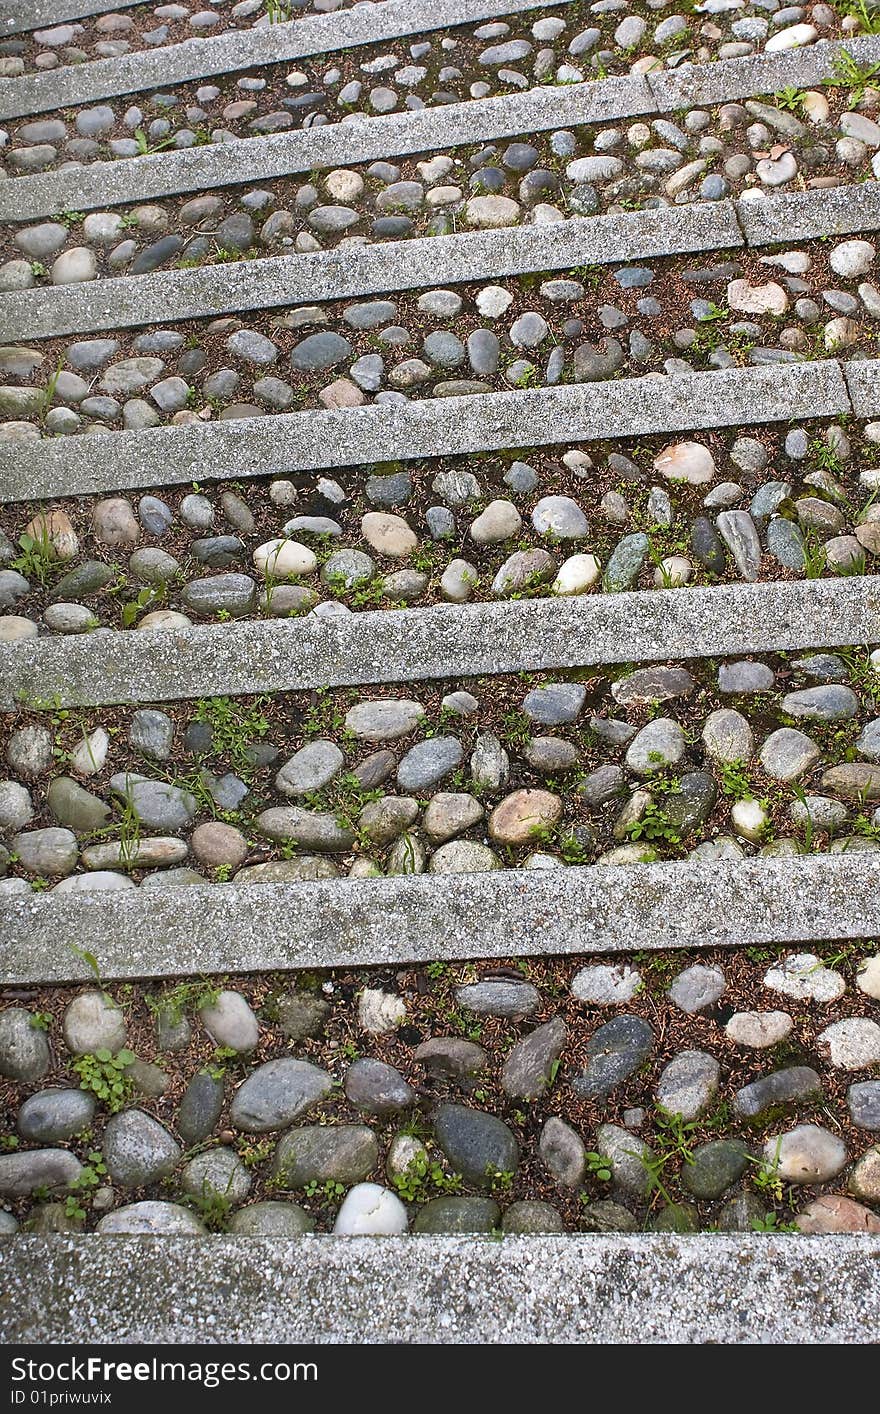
[253,538,317,578]
[333,1183,409,1235]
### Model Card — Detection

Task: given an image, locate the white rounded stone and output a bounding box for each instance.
[765,23,817,51]
[724,1010,793,1048]
[51,247,97,285]
[465,195,520,229]
[571,964,643,1006]
[766,1124,847,1184]
[817,1017,880,1070]
[830,239,875,279]
[360,511,417,558]
[653,441,716,485]
[731,798,768,841]
[325,168,364,201]
[552,553,601,595]
[0,616,38,642]
[755,152,797,185]
[137,610,193,632]
[52,871,137,893]
[69,727,109,777]
[727,278,788,315]
[469,499,522,544]
[253,538,317,578]
[653,555,692,587]
[801,90,829,123]
[358,988,406,1033]
[333,1183,408,1235]
[475,285,513,317]
[763,953,846,1003]
[856,953,880,1000]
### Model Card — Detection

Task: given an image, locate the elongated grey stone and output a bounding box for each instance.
[844,359,880,416]
[3,74,654,223]
[737,184,880,248]
[0,204,742,343]
[1,854,878,984]
[0,362,849,502]
[648,36,880,110]
[1,1234,878,1344]
[0,0,593,121]
[3,577,878,712]
[1,0,141,37]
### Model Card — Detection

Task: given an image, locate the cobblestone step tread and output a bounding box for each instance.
[0,202,742,344]
[3,575,879,710]
[0,74,654,222]
[5,188,880,345]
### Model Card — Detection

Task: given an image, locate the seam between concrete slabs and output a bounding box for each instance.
[0,361,852,502]
[0,75,656,223]
[0,0,578,120]
[0,203,744,343]
[1,855,878,983]
[3,577,879,711]
[3,38,878,219]
[0,0,142,38]
[844,357,880,415]
[2,1235,878,1344]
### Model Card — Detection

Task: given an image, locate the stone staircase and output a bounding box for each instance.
[1,0,880,1344]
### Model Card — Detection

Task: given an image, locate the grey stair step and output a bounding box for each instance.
[4,576,879,712]
[1,73,652,224]
[0,0,576,121]
[4,186,879,344]
[0,361,851,502]
[3,854,879,984]
[845,359,880,416]
[6,38,880,221]
[0,201,740,343]
[1,1233,878,1344]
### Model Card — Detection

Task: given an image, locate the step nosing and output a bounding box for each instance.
[0,0,577,121]
[737,183,880,247]
[4,578,878,711]
[0,203,743,344]
[0,362,851,502]
[3,1233,878,1344]
[647,33,880,109]
[1,854,877,984]
[4,191,880,345]
[1,0,143,38]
